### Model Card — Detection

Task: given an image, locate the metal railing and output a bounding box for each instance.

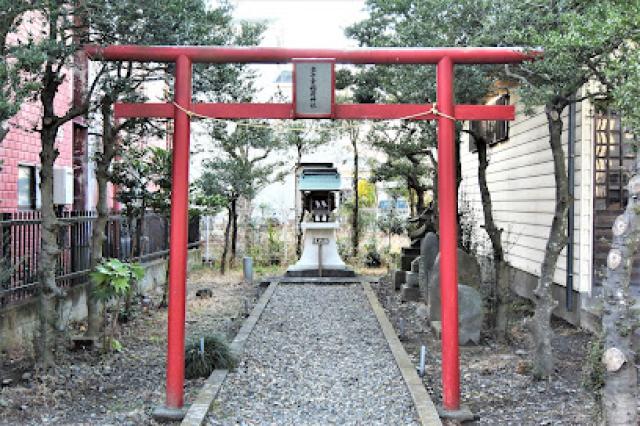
[0,210,201,308]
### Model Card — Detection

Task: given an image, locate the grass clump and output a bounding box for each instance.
[582,335,604,397]
[184,334,237,379]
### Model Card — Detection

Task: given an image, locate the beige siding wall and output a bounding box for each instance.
[459,97,594,292]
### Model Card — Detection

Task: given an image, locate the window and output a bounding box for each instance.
[493,94,510,143]
[17,165,37,209]
[594,112,635,211]
[468,93,510,152]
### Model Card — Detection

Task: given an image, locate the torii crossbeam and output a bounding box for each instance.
[85,45,534,419]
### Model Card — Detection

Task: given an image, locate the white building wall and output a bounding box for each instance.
[459,96,594,292]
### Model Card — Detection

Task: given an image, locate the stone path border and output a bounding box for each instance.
[362,282,442,426]
[181,281,278,426]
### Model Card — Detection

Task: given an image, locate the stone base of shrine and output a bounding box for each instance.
[286,222,354,278]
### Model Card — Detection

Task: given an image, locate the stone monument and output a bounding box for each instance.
[427,248,484,345]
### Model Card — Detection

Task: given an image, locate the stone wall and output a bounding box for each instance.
[0,249,202,355]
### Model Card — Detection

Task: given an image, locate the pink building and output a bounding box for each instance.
[1,13,89,214]
[0,90,77,213]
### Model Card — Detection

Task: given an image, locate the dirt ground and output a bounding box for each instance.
[1,264,603,425]
[371,276,601,425]
[0,267,256,426]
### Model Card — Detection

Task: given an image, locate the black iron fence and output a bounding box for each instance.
[0,210,201,308]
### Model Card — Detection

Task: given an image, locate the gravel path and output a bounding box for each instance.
[207,284,420,425]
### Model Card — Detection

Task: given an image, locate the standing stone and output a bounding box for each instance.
[406,271,418,287]
[458,284,483,344]
[410,257,420,273]
[393,270,406,291]
[400,271,420,302]
[400,247,420,271]
[428,284,483,345]
[428,249,481,319]
[418,232,439,303]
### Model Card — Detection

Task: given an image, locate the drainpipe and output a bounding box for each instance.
[566,99,576,311]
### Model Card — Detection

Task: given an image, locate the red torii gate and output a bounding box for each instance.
[85,45,533,417]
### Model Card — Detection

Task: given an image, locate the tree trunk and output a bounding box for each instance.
[296,146,303,258]
[87,99,118,337]
[127,214,135,259]
[136,208,145,258]
[530,101,569,379]
[430,161,439,232]
[243,199,252,257]
[296,199,304,258]
[352,141,359,260]
[0,121,8,145]
[230,198,238,268]
[407,155,425,215]
[220,205,232,275]
[35,59,67,366]
[415,186,425,214]
[475,133,508,340]
[159,216,170,308]
[37,121,63,366]
[124,208,143,315]
[601,158,639,426]
[34,11,90,362]
[407,185,415,217]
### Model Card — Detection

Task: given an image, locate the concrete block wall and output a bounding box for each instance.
[0,249,202,355]
[504,260,590,331]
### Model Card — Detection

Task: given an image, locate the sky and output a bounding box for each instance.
[232,0,367,97]
[232,0,367,48]
[226,0,369,218]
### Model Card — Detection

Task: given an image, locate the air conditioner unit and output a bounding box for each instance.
[53,167,73,205]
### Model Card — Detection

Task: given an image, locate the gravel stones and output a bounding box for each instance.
[208,284,420,425]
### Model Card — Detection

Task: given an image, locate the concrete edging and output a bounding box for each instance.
[181,281,279,426]
[362,282,442,426]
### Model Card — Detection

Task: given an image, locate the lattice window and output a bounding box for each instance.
[594,112,635,211]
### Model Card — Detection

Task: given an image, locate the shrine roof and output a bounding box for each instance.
[299,169,341,191]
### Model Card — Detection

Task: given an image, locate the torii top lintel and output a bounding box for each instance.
[85,45,537,64]
[84,45,538,122]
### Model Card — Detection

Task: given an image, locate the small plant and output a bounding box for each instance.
[582,336,605,399]
[337,237,350,262]
[363,240,382,267]
[184,334,237,379]
[266,220,283,266]
[90,258,145,351]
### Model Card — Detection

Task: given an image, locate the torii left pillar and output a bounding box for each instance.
[155,55,192,419]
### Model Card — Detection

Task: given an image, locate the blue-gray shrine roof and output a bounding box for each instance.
[299,169,341,191]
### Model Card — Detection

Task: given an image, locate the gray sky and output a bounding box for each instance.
[228,0,369,217]
[232,0,367,98]
[232,0,367,48]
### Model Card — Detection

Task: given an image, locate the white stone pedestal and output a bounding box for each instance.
[287,222,349,274]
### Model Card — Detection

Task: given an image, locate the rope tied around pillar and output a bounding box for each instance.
[398,103,456,121]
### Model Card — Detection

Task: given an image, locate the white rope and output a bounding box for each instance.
[171,101,456,133]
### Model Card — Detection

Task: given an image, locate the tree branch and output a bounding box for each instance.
[503,64,535,86]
